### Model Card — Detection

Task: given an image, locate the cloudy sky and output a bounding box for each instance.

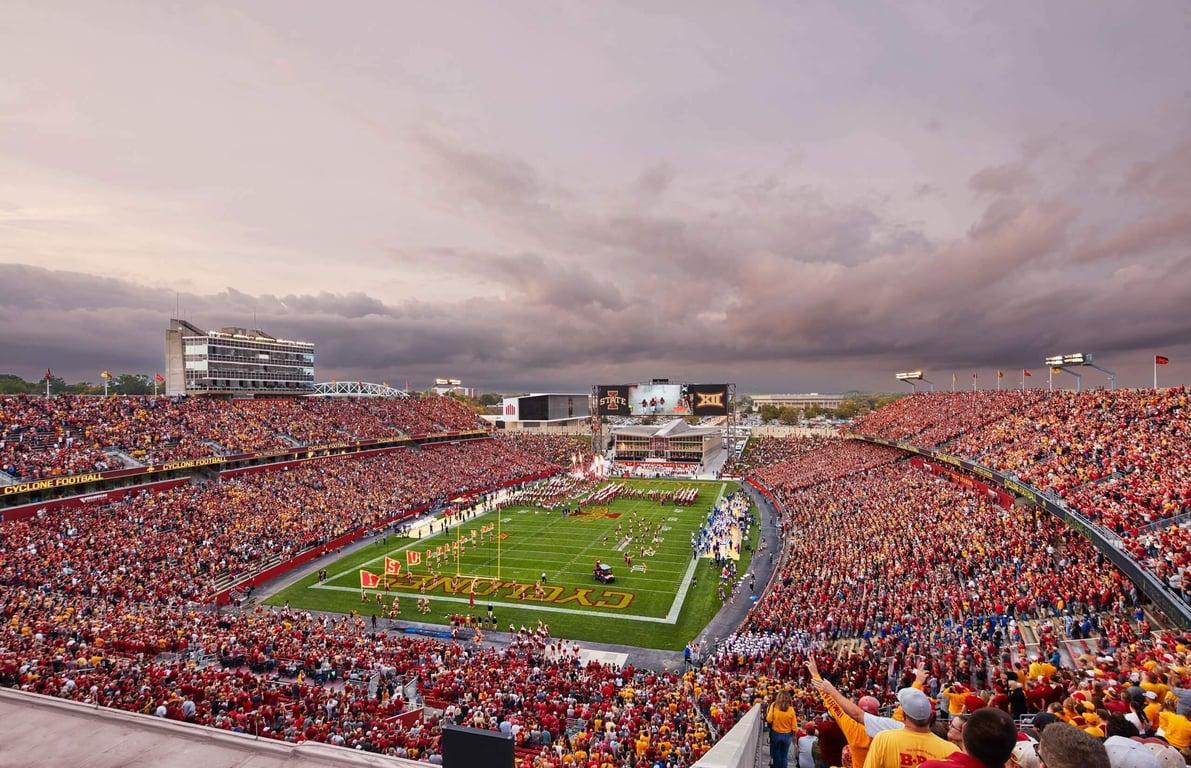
[2,1,1190,393]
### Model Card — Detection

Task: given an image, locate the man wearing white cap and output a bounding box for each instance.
[863,688,957,768]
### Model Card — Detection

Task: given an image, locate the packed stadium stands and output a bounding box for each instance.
[2,393,1190,766]
[849,388,1191,597]
[0,394,485,482]
[495,432,596,470]
[0,440,555,604]
[847,391,1049,448]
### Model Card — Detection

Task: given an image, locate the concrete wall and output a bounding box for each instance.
[692,704,763,768]
[0,688,424,768]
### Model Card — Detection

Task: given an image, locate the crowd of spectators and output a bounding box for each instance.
[751,438,902,492]
[1125,523,1191,603]
[497,433,597,471]
[726,435,832,477]
[0,439,555,604]
[0,394,486,482]
[0,589,754,765]
[719,441,1137,710]
[847,389,1191,594]
[3,402,1191,766]
[732,439,1191,767]
[849,391,1048,448]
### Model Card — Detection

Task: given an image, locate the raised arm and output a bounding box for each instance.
[811,675,867,723]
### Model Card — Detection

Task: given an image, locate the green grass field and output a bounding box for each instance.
[265,478,756,650]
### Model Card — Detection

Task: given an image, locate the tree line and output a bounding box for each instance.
[0,373,159,396]
[755,393,904,424]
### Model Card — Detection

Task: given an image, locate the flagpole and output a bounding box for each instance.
[1154,357,1158,390]
[497,512,501,582]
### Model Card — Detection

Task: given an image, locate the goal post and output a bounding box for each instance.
[447,514,502,583]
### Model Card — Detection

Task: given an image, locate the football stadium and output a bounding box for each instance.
[4,5,1191,768]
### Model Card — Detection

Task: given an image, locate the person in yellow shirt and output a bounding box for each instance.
[942,685,969,718]
[767,690,798,768]
[1028,657,1057,681]
[1143,692,1163,731]
[807,657,879,768]
[1140,671,1171,705]
[863,688,957,768]
[1157,698,1191,752]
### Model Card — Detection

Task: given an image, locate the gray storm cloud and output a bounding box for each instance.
[1,2,1190,391]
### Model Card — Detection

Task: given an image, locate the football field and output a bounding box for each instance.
[265,478,756,650]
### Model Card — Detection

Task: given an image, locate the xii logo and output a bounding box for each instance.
[694,391,724,409]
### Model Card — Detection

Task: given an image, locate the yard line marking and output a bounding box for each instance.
[662,481,726,623]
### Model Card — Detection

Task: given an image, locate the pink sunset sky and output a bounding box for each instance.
[2,1,1190,391]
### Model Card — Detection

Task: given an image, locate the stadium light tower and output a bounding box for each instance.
[895,370,934,392]
[1043,353,1116,392]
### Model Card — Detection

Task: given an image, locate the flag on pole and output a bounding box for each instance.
[406,550,422,566]
[1154,354,1170,389]
[359,569,381,589]
[383,556,402,576]
[44,368,53,381]
[1023,369,1032,377]
[100,370,112,380]
[1050,367,1062,373]
[154,373,165,384]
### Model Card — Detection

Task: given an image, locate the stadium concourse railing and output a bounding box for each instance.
[0,428,492,520]
[845,434,1191,630]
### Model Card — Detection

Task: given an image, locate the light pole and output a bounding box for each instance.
[1044,353,1110,392]
[895,371,933,392]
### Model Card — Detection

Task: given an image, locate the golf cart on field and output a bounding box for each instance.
[594,562,616,583]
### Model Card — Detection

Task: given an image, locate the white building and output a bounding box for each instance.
[164,319,315,396]
[750,393,846,411]
[431,378,476,399]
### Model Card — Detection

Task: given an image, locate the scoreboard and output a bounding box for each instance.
[595,383,729,417]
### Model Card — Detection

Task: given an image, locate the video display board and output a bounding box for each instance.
[595,383,729,416]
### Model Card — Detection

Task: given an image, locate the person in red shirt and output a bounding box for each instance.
[921,709,1018,768]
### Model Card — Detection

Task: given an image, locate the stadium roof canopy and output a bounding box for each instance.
[311,381,409,397]
[0,689,422,768]
[612,419,720,438]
